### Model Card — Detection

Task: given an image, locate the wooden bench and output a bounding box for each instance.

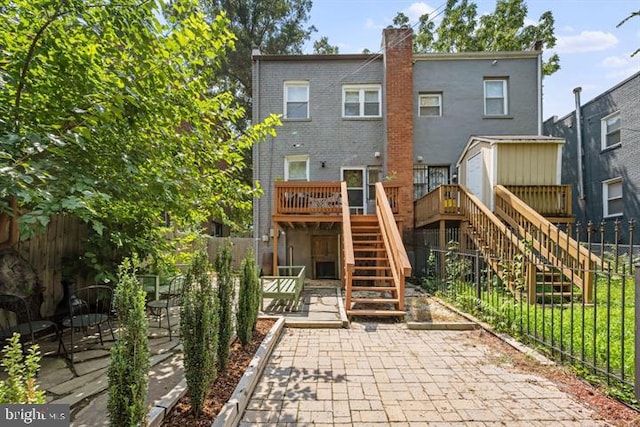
[261,265,306,311]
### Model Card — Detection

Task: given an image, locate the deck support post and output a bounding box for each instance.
[272,222,279,274]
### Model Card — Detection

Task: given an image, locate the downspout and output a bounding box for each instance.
[534,41,543,135]
[573,87,585,199]
[252,48,261,260]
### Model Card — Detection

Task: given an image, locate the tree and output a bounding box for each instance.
[313,36,339,54]
[396,0,560,75]
[617,11,640,56]
[198,0,316,116]
[0,0,280,281]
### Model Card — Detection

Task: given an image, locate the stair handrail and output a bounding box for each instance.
[341,182,354,300]
[375,183,411,310]
[458,185,535,292]
[494,185,598,302]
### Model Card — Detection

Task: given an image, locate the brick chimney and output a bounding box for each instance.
[383,27,414,230]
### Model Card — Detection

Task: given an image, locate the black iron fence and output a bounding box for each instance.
[406,219,638,407]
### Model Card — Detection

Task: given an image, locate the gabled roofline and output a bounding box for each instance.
[456,135,565,167]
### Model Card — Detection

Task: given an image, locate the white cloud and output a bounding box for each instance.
[364,18,384,30]
[601,53,640,79]
[554,31,618,54]
[404,2,437,22]
[602,54,630,68]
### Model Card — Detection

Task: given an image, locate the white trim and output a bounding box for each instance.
[556,144,563,185]
[284,155,310,181]
[602,177,623,218]
[490,146,497,211]
[342,84,382,118]
[283,81,309,119]
[600,110,621,150]
[418,93,442,117]
[483,79,508,116]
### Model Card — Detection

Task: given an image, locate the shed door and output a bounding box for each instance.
[466,153,483,200]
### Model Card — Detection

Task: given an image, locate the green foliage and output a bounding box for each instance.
[0,334,45,404]
[181,249,219,417]
[107,257,150,427]
[313,36,339,54]
[397,0,560,75]
[0,0,281,281]
[444,241,471,287]
[237,249,261,346]
[215,240,234,370]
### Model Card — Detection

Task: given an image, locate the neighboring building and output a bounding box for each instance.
[543,71,640,242]
[252,28,542,277]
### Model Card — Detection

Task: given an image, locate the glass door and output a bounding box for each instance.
[341,168,366,214]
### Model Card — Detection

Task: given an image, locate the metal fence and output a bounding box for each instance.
[407,219,638,406]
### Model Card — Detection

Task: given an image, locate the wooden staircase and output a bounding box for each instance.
[346,215,405,317]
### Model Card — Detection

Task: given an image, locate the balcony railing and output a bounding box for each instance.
[381,183,401,215]
[274,182,342,216]
[414,185,462,226]
[505,185,572,218]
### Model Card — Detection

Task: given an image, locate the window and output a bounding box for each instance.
[342,168,366,214]
[484,79,508,116]
[285,155,309,181]
[413,165,450,200]
[342,85,381,118]
[367,167,383,202]
[601,111,621,150]
[284,81,309,119]
[603,178,623,217]
[419,94,442,116]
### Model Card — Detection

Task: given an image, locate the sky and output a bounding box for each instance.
[303,0,640,121]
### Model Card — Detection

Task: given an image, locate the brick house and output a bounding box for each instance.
[252,28,542,282]
[543,71,640,243]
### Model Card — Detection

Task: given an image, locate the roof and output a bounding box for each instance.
[252,53,381,62]
[456,135,565,166]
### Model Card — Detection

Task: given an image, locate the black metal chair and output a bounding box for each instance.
[0,292,63,355]
[146,275,184,340]
[58,285,115,374]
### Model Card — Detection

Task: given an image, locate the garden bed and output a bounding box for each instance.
[161,317,277,426]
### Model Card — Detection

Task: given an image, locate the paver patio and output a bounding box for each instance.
[239,323,611,426]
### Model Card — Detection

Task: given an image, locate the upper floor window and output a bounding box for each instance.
[484,79,508,116]
[285,155,309,181]
[284,81,309,119]
[602,177,623,218]
[343,85,381,118]
[601,111,621,150]
[419,93,442,117]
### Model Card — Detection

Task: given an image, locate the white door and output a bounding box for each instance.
[466,153,483,201]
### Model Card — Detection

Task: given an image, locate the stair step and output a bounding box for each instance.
[353,247,385,251]
[351,297,400,304]
[351,286,396,291]
[347,309,406,317]
[352,275,392,281]
[536,292,579,298]
[353,239,384,244]
[353,265,390,270]
[352,233,381,237]
[355,257,388,261]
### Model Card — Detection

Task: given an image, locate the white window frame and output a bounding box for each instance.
[341,167,367,214]
[342,84,381,118]
[601,111,621,150]
[284,155,309,181]
[602,177,623,218]
[484,79,508,116]
[284,81,309,119]
[418,93,442,117]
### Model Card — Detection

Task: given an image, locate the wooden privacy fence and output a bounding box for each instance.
[205,237,254,270]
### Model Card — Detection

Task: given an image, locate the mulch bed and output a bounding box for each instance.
[162,318,275,427]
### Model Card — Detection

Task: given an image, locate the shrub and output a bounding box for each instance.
[215,240,234,370]
[0,333,45,404]
[181,249,219,417]
[107,257,150,427]
[237,249,261,346]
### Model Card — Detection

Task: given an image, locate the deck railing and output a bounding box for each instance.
[381,183,401,215]
[494,185,597,302]
[375,183,411,310]
[505,185,572,218]
[341,182,355,296]
[414,185,461,226]
[274,182,342,215]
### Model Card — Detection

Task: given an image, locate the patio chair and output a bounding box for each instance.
[58,285,115,375]
[0,292,64,355]
[146,275,184,340]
